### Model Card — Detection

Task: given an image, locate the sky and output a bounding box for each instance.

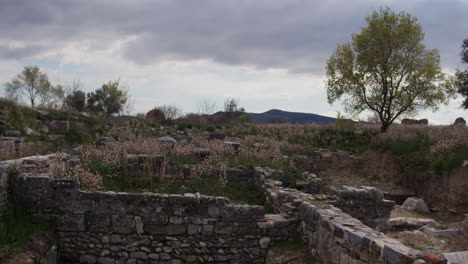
[0,0,467,124]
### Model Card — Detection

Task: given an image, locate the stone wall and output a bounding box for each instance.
[10,174,292,264]
[0,153,64,189]
[330,186,395,229]
[254,167,419,264]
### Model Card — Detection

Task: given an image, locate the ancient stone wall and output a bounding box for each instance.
[254,167,418,264]
[10,174,291,264]
[330,186,395,229]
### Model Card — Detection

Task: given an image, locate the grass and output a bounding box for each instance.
[373,134,468,174]
[269,240,319,263]
[103,175,267,206]
[0,199,45,258]
[403,241,426,251]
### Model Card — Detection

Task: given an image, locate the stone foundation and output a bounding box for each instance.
[11,174,296,264]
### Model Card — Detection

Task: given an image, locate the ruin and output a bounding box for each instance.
[3,151,466,264]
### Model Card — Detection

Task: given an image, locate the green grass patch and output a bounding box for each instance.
[0,199,45,258]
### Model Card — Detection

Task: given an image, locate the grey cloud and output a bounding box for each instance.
[0,0,466,73]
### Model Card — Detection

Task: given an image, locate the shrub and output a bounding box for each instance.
[66,126,93,145]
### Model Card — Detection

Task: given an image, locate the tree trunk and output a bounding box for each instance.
[380,123,389,133]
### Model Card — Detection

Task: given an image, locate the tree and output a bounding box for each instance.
[325,8,455,132]
[64,80,86,112]
[5,66,64,109]
[87,80,128,120]
[456,38,468,109]
[157,105,183,120]
[197,98,218,115]
[224,97,243,113]
[65,90,86,112]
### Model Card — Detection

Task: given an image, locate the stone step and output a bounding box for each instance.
[443,251,468,264]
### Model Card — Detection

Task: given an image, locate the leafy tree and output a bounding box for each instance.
[456,38,468,109]
[65,90,86,112]
[326,8,455,132]
[87,80,128,120]
[5,66,64,109]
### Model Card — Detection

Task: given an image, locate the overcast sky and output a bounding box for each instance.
[0,0,467,124]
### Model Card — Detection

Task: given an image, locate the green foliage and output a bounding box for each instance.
[64,90,86,112]
[177,122,202,131]
[206,125,215,132]
[0,198,45,258]
[5,66,64,109]
[456,38,468,109]
[239,115,248,123]
[87,80,128,120]
[148,122,160,129]
[431,146,468,173]
[326,8,455,132]
[65,126,93,145]
[103,176,266,205]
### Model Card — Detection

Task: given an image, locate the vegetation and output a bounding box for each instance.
[326,8,455,132]
[372,125,468,173]
[87,79,128,121]
[456,38,468,109]
[0,198,45,258]
[65,89,86,112]
[5,66,64,109]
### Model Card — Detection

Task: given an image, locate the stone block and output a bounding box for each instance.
[111,214,136,234]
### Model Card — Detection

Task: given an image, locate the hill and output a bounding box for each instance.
[213,109,336,124]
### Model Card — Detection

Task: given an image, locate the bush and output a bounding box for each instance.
[66,127,93,145]
[148,122,160,129]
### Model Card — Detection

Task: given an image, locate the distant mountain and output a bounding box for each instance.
[213,109,336,124]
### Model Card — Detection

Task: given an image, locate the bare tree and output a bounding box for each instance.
[157,105,183,120]
[197,98,218,115]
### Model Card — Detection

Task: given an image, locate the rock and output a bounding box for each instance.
[135,216,144,234]
[224,141,241,151]
[40,126,49,134]
[402,197,431,213]
[4,130,21,137]
[80,255,98,264]
[25,127,37,135]
[158,136,177,147]
[253,143,267,151]
[422,226,460,237]
[461,216,468,237]
[443,251,468,264]
[97,257,115,264]
[193,148,211,159]
[402,118,429,125]
[454,117,466,126]
[259,237,271,249]
[208,133,225,141]
[388,217,438,229]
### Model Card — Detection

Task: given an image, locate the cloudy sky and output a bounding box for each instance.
[0,0,467,124]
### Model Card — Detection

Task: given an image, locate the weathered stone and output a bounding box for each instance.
[207,133,225,141]
[259,237,271,249]
[97,257,115,264]
[80,255,97,264]
[4,130,21,137]
[158,136,177,147]
[130,252,147,259]
[135,216,144,234]
[402,197,431,213]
